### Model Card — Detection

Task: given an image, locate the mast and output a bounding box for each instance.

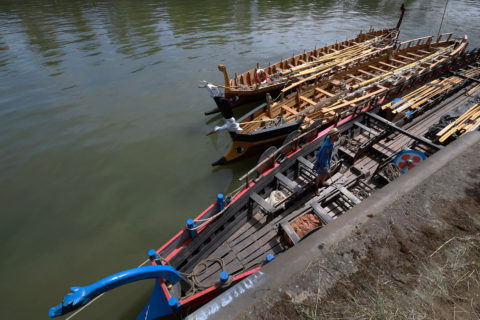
[396,3,406,29]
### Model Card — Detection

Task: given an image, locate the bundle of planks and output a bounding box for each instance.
[436,102,480,143]
[382,67,480,118]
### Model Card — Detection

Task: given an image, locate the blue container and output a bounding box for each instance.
[186,219,197,239]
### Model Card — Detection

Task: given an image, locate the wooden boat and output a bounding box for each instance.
[48,49,480,320]
[203,28,399,115]
[210,33,468,166]
[202,5,407,115]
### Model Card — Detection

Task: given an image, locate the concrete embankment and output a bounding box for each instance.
[187,131,480,320]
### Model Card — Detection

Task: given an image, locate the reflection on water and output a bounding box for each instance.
[0,0,479,319]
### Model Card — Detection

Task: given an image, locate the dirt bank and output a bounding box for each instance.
[232,133,480,320]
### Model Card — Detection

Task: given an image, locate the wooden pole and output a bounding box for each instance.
[437,0,449,38]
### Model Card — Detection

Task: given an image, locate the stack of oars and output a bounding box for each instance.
[281,36,391,87]
[382,67,480,115]
[278,33,395,83]
[436,102,480,143]
[285,47,458,124]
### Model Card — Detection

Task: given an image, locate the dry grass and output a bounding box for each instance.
[291,235,480,320]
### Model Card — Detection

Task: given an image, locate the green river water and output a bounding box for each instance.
[0,0,479,318]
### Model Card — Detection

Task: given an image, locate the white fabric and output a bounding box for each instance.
[267,190,286,209]
[213,117,242,133]
[206,83,223,98]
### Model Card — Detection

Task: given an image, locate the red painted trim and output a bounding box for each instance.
[157,203,216,256]
[157,229,186,255]
[165,238,191,261]
[180,284,220,305]
[195,203,216,220]
[178,266,264,306]
[160,280,171,300]
[232,266,263,281]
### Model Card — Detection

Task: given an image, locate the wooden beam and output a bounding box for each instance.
[250,192,274,213]
[397,54,416,62]
[282,105,298,115]
[336,186,361,204]
[379,61,397,69]
[354,121,380,136]
[315,87,334,97]
[348,74,364,81]
[365,112,444,150]
[418,49,431,55]
[358,69,376,77]
[300,95,317,105]
[275,173,301,193]
[280,221,301,244]
[450,71,480,84]
[311,202,332,223]
[369,65,388,73]
[297,156,314,170]
[324,87,387,113]
[407,52,424,58]
[390,58,407,65]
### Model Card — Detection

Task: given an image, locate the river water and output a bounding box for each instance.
[0,0,479,318]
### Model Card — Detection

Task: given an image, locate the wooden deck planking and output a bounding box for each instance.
[198,255,245,284]
[227,210,264,247]
[243,241,286,270]
[236,228,282,261]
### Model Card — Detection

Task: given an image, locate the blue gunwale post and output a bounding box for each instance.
[168,297,181,312]
[187,219,197,239]
[217,193,225,211]
[148,249,159,264]
[219,270,229,283]
[264,253,275,263]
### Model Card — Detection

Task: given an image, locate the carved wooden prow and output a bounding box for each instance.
[218,64,230,88]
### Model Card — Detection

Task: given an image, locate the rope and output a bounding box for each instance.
[186,258,225,295]
[187,181,249,229]
[382,163,402,182]
[154,255,226,299]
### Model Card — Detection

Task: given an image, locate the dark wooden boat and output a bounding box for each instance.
[48,49,480,320]
[210,33,468,166]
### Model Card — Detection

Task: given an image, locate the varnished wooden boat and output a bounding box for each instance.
[48,50,480,320]
[202,5,407,115]
[203,28,398,115]
[210,33,468,165]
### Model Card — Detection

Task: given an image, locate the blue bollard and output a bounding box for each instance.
[168,297,181,310]
[186,219,197,239]
[217,193,225,211]
[264,253,275,263]
[219,270,229,283]
[148,249,159,264]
